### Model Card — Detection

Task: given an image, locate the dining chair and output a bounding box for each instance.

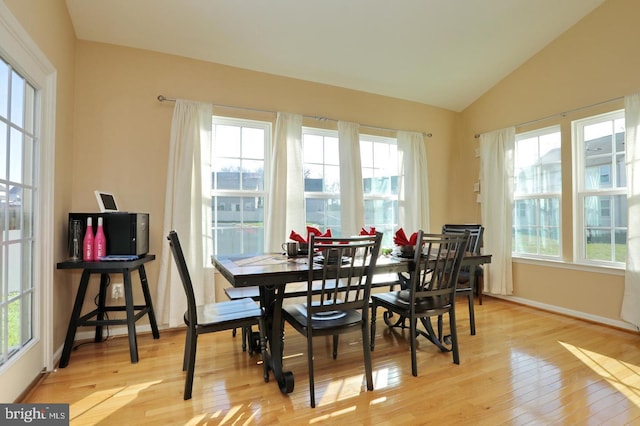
[370,231,469,377]
[167,230,268,400]
[442,223,484,335]
[282,232,383,408]
[224,286,261,354]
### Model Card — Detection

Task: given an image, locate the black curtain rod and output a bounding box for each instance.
[157,95,432,138]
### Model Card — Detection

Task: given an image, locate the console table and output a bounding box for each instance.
[56,255,160,367]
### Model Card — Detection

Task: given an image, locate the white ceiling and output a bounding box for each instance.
[65,0,605,112]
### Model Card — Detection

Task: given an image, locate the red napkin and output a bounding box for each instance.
[289,227,332,243]
[360,226,376,235]
[289,230,307,243]
[307,226,332,240]
[393,228,418,246]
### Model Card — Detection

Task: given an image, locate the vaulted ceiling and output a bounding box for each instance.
[65,0,605,112]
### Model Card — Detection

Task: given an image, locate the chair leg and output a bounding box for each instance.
[410,317,418,377]
[183,326,193,371]
[477,274,484,305]
[307,333,316,408]
[370,302,377,351]
[184,331,198,400]
[332,335,339,360]
[468,291,476,335]
[362,321,374,391]
[449,309,460,365]
[241,326,247,352]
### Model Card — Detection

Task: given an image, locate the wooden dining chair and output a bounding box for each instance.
[167,230,268,400]
[442,223,484,335]
[370,231,469,377]
[282,232,383,408]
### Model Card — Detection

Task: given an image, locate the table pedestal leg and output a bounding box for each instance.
[259,284,294,394]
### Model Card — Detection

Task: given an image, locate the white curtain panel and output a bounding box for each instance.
[156,100,213,327]
[338,121,365,236]
[479,127,515,296]
[265,112,303,252]
[622,92,640,329]
[397,131,430,233]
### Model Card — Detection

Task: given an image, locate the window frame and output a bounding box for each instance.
[360,133,399,246]
[512,125,562,260]
[301,126,342,233]
[210,116,271,256]
[572,109,626,267]
[0,0,56,400]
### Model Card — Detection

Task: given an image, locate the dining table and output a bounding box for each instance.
[213,251,491,394]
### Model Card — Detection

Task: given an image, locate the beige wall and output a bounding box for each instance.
[4,0,77,349]
[71,40,457,306]
[459,0,640,325]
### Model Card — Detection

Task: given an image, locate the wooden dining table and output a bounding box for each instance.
[213,251,491,394]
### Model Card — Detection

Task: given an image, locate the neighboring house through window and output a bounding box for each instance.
[211,117,269,255]
[513,126,562,258]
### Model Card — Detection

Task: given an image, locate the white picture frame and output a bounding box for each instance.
[94,190,119,212]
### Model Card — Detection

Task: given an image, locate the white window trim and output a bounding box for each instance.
[211,116,270,255]
[572,109,625,267]
[0,0,56,393]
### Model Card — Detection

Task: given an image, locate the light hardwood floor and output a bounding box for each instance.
[24,297,640,425]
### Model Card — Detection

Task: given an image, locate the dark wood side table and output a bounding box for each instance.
[56,254,160,367]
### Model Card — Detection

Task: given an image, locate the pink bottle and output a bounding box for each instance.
[83,217,94,261]
[94,217,107,260]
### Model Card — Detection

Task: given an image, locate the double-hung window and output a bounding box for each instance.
[302,127,341,234]
[361,134,398,247]
[573,110,626,265]
[513,126,562,258]
[211,117,270,255]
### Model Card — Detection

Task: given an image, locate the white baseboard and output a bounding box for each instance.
[491,294,639,333]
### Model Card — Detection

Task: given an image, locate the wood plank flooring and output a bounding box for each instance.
[23,297,640,425]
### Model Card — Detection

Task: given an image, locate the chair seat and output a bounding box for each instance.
[184,298,262,326]
[372,291,452,316]
[283,304,363,332]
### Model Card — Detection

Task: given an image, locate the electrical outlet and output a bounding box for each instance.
[111,283,123,299]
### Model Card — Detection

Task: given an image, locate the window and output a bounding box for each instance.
[573,110,626,265]
[302,128,341,234]
[211,117,270,255]
[512,126,561,258]
[301,128,399,244]
[361,134,398,247]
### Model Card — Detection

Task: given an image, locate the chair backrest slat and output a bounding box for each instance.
[409,231,470,310]
[306,232,383,319]
[442,224,484,255]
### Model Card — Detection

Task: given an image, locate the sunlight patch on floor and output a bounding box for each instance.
[310,405,357,423]
[560,341,640,406]
[70,380,162,424]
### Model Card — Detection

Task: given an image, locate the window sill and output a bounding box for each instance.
[512,256,625,276]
